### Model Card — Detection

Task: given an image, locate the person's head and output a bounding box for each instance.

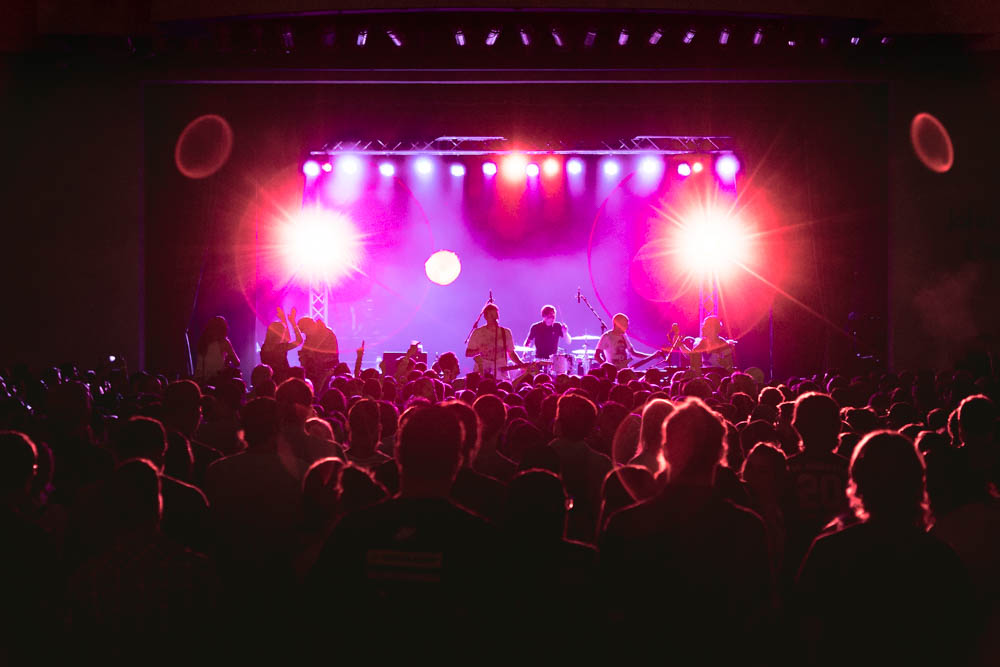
[701,315,722,338]
[848,430,928,527]
[306,417,336,443]
[741,442,788,501]
[483,304,499,325]
[276,377,315,426]
[297,317,317,337]
[504,469,571,539]
[198,316,229,352]
[241,397,279,449]
[441,399,480,466]
[541,305,556,326]
[793,392,841,452]
[264,320,287,346]
[638,399,674,458]
[555,393,598,441]
[436,352,461,383]
[473,394,507,444]
[612,313,629,333]
[162,380,203,436]
[104,458,163,534]
[251,364,274,388]
[396,405,463,493]
[661,397,726,484]
[611,413,642,464]
[600,465,658,530]
[0,431,38,500]
[301,457,343,525]
[112,416,168,469]
[347,398,382,451]
[958,394,996,446]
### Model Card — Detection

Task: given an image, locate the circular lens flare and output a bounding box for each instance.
[910,112,954,173]
[425,250,462,286]
[677,211,749,275]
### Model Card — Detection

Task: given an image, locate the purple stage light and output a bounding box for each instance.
[486,29,500,46]
[378,162,395,177]
[482,161,498,176]
[566,158,584,175]
[649,28,663,45]
[683,29,696,44]
[639,156,662,176]
[716,154,740,181]
[526,163,540,177]
[455,30,465,46]
[551,29,564,47]
[321,162,333,173]
[450,163,466,177]
[425,250,462,286]
[415,158,433,175]
[719,28,730,45]
[302,160,321,177]
[339,155,361,175]
[752,28,764,45]
[677,162,692,177]
[603,160,620,177]
[618,29,629,46]
[520,29,531,46]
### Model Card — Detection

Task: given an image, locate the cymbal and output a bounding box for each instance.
[513,345,534,353]
[571,334,601,340]
[571,349,595,356]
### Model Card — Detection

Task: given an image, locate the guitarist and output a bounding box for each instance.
[595,313,652,370]
[465,303,524,380]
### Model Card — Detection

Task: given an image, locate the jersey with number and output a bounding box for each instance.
[787,450,850,529]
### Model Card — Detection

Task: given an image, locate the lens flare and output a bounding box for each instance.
[282,208,364,285]
[424,250,462,286]
[502,154,528,180]
[302,160,321,177]
[378,162,396,177]
[677,210,749,275]
[715,154,740,182]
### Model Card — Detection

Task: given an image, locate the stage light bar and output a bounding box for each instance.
[386,30,402,47]
[618,29,629,46]
[850,36,860,46]
[415,157,433,175]
[683,29,696,44]
[584,31,597,47]
[450,163,466,177]
[378,162,395,177]
[649,28,663,45]
[719,28,730,45]
[752,28,764,45]
[566,158,584,175]
[520,29,531,46]
[357,30,367,47]
[551,29,564,47]
[482,161,497,176]
[455,30,465,46]
[486,29,500,46]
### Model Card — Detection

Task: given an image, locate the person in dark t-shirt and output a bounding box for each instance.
[524,305,570,361]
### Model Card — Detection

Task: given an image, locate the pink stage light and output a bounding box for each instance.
[339,155,361,174]
[425,250,462,286]
[526,163,540,177]
[566,158,584,175]
[302,160,321,177]
[415,157,434,175]
[450,163,466,177]
[502,154,528,180]
[639,156,662,177]
[482,161,498,176]
[321,162,333,173]
[677,211,750,275]
[282,209,364,285]
[692,161,704,173]
[378,162,395,177]
[542,157,560,176]
[677,162,692,177]
[602,160,620,177]
[715,154,740,182]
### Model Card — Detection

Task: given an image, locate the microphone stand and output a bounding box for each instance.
[578,292,608,333]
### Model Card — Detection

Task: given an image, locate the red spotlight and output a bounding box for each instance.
[542,157,560,176]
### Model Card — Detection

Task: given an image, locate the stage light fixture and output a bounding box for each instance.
[677,163,692,177]
[850,36,860,46]
[881,36,891,45]
[450,163,466,177]
[542,157,560,176]
[486,29,500,46]
[551,29,564,47]
[321,162,333,173]
[692,161,704,173]
[603,160,620,177]
[788,40,797,47]
[618,29,630,46]
[502,154,528,180]
[639,156,662,176]
[526,163,540,177]
[303,160,321,177]
[425,250,462,286]
[683,29,696,44]
[719,28,730,45]
[566,158,584,175]
[482,161,498,176]
[415,158,433,175]
[819,36,829,46]
[520,29,531,46]
[584,31,597,47]
[320,27,336,48]
[677,210,749,275]
[279,25,294,53]
[386,30,402,47]
[357,30,368,47]
[715,154,740,182]
[752,28,764,45]
[378,162,395,177]
[649,29,663,45]
[455,30,465,46]
[284,209,363,286]
[339,155,361,175]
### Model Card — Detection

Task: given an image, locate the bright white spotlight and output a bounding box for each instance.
[415,157,433,175]
[302,160,321,177]
[520,29,530,46]
[542,157,560,176]
[339,155,361,174]
[566,158,584,175]
[677,162,692,177]
[719,28,730,45]
[639,156,662,176]
[502,154,528,180]
[450,163,466,177]
[482,161,498,176]
[677,210,750,275]
[425,250,462,286]
[321,162,333,173]
[692,161,704,173]
[603,160,620,177]
[715,154,740,181]
[486,28,500,46]
[283,209,364,285]
[526,163,540,177]
[378,162,395,177]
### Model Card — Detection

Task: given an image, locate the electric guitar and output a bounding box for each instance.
[474,356,552,375]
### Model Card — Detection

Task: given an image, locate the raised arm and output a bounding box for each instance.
[354,340,365,378]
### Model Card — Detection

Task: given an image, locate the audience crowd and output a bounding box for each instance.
[1,342,998,664]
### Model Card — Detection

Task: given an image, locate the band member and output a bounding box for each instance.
[466,303,523,379]
[297,316,339,386]
[676,315,735,372]
[524,305,571,361]
[594,313,651,369]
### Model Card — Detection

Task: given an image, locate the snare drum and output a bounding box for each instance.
[551,353,574,375]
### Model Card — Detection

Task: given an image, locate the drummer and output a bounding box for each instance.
[524,305,571,366]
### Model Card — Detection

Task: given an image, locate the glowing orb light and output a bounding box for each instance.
[677,211,750,275]
[502,154,528,180]
[378,162,395,177]
[910,112,954,173]
[692,161,704,173]
[715,154,740,182]
[639,156,663,177]
[425,250,462,285]
[566,158,584,175]
[321,162,333,173]
[302,160,321,177]
[542,157,560,176]
[282,209,364,285]
[677,162,692,177]
[415,157,434,175]
[483,161,498,176]
[450,163,466,177]
[603,160,620,177]
[339,155,361,174]
[526,163,540,177]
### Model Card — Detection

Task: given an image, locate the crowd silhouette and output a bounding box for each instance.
[1,330,998,664]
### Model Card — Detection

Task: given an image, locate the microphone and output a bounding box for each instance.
[576,288,581,304]
[488,290,494,304]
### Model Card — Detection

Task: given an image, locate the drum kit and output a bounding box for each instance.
[515,333,602,375]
